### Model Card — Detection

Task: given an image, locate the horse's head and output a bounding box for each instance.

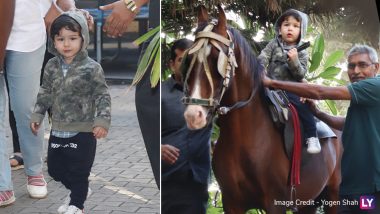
[183,5,238,130]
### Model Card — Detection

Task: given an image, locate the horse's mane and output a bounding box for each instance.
[228,27,264,90]
[195,21,264,91]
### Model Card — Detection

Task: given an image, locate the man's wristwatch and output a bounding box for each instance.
[123,0,139,14]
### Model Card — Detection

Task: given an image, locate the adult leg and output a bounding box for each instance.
[9,109,20,153]
[135,64,160,189]
[162,179,208,214]
[0,0,15,199]
[0,77,12,192]
[4,76,20,154]
[5,45,45,176]
[3,73,23,170]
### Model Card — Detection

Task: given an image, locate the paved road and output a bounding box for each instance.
[2,84,160,214]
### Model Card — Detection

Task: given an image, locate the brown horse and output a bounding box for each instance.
[183,5,342,214]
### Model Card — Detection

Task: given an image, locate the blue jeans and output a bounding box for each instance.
[286,92,317,139]
[0,75,12,191]
[4,45,45,178]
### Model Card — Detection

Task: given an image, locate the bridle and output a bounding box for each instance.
[182,21,258,115]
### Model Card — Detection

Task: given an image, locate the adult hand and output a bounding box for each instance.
[299,79,309,103]
[287,48,298,62]
[44,2,62,34]
[30,122,40,136]
[93,126,108,139]
[162,145,180,165]
[262,74,273,87]
[99,0,137,38]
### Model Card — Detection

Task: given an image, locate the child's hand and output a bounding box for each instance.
[30,122,40,136]
[287,48,298,62]
[93,126,108,139]
[304,99,319,115]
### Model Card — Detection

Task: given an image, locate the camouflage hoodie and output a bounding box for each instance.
[258,9,309,82]
[31,11,111,132]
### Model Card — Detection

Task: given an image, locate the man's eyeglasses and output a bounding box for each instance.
[347,62,376,70]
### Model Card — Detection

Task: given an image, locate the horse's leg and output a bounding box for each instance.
[324,134,342,214]
[265,204,287,214]
[323,165,341,213]
[221,196,246,214]
[297,206,318,214]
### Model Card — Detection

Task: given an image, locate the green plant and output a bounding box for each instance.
[306,34,346,115]
[132,25,160,88]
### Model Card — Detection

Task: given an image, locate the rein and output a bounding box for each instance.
[183,22,258,115]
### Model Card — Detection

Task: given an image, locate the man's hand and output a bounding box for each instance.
[30,122,40,136]
[99,0,137,38]
[287,48,298,62]
[93,126,108,139]
[161,144,180,165]
[44,2,63,34]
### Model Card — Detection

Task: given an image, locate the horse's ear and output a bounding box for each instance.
[197,5,209,24]
[215,4,227,36]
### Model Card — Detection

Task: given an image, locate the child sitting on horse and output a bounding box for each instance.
[258,9,321,154]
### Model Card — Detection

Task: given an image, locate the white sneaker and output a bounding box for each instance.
[306,137,321,154]
[27,175,47,199]
[58,188,92,214]
[57,192,70,214]
[64,205,83,214]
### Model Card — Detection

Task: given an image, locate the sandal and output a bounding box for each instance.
[9,154,24,171]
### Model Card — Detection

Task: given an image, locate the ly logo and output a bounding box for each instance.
[360,196,375,210]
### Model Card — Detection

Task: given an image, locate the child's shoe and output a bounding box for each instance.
[64,205,83,214]
[58,188,92,214]
[0,190,15,207]
[57,192,70,214]
[306,137,321,154]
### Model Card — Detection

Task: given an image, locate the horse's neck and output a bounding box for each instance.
[219,72,277,135]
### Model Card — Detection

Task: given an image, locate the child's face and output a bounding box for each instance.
[54,28,82,64]
[280,16,301,45]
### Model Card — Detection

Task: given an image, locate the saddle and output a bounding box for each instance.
[264,88,336,158]
[264,88,290,128]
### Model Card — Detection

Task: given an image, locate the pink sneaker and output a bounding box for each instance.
[0,190,15,207]
[27,175,48,199]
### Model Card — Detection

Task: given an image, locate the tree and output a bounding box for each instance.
[162,0,379,48]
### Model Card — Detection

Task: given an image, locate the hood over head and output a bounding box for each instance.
[274,9,308,46]
[48,10,89,58]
